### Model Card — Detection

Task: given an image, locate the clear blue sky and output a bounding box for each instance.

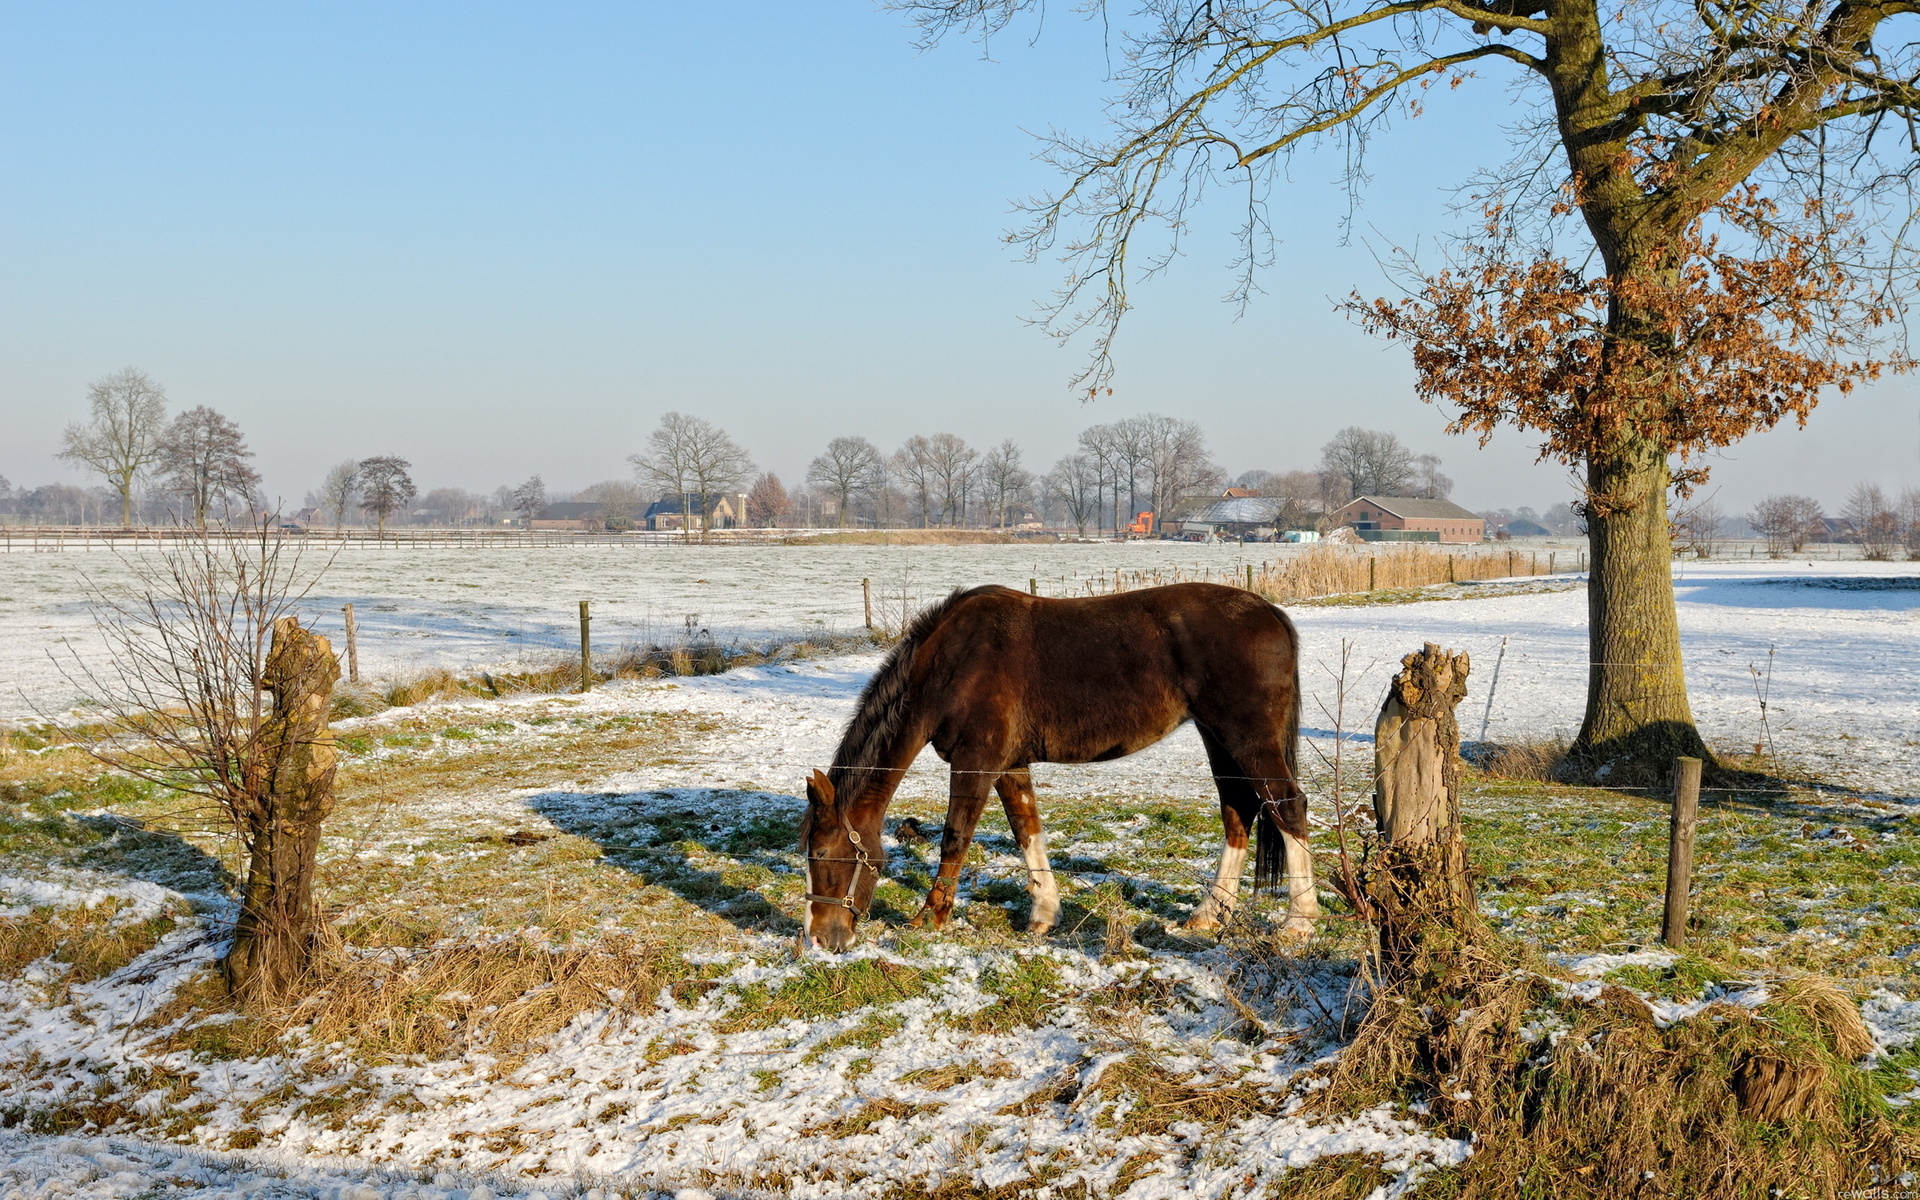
[3,1,1914,514]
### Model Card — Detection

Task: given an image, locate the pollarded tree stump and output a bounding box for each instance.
[1367,643,1474,982]
[225,616,340,1001]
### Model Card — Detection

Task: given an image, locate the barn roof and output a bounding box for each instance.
[1347,495,1482,521]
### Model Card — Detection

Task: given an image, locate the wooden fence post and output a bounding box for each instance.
[1369,643,1475,980]
[1246,563,1254,591]
[578,601,593,693]
[1368,556,1377,593]
[863,578,873,629]
[342,604,360,685]
[1029,577,1037,596]
[1662,756,1703,947]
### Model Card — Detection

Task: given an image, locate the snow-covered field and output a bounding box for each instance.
[2,543,1914,796]
[3,544,1919,1197]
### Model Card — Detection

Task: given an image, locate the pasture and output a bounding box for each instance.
[1,545,1916,1197]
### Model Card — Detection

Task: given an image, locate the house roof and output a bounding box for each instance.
[644,493,735,517]
[541,502,603,519]
[1344,495,1482,521]
[1184,497,1285,525]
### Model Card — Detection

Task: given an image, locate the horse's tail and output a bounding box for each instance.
[1254,605,1303,892]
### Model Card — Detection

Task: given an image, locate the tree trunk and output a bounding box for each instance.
[225,617,340,1002]
[1367,643,1475,982]
[1572,437,1710,775]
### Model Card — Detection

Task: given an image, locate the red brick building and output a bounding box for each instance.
[1332,495,1485,543]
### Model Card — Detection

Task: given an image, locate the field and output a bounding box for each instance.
[1,543,1917,1197]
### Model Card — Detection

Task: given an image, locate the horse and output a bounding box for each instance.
[798,581,1317,953]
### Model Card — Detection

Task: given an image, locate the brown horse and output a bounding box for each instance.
[799,581,1317,952]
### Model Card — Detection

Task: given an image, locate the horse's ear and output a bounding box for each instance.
[805,770,835,810]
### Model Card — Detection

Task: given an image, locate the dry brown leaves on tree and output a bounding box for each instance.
[1354,191,1911,504]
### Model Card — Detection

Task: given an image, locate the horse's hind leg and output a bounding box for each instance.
[1189,729,1258,932]
[995,768,1059,936]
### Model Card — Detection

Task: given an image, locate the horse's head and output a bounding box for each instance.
[798,768,881,953]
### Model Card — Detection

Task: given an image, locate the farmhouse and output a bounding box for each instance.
[529,501,607,531]
[1332,495,1485,543]
[644,492,750,531]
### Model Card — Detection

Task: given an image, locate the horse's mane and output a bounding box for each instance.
[827,588,969,798]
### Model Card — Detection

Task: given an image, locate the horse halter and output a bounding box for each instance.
[803,809,877,921]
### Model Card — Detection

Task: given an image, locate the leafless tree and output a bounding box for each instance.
[1901,488,1920,560]
[807,436,885,528]
[357,456,417,536]
[416,487,486,527]
[1748,494,1817,556]
[1672,496,1724,558]
[1320,428,1419,500]
[318,461,359,530]
[1260,469,1329,529]
[59,368,170,526]
[1843,483,1899,559]
[511,475,549,524]
[746,472,792,528]
[1045,453,1102,535]
[156,406,261,528]
[1137,414,1219,517]
[64,529,339,1000]
[1412,454,1454,501]
[923,433,979,526]
[630,413,755,542]
[979,440,1033,528]
[577,479,646,529]
[890,437,939,528]
[1076,424,1123,535]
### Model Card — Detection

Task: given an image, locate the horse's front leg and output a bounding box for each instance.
[910,762,995,931]
[995,768,1059,937]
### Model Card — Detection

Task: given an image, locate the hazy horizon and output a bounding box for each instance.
[5,2,1916,517]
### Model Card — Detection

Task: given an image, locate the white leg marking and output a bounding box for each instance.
[1281,829,1320,936]
[1188,841,1247,929]
[1019,827,1060,931]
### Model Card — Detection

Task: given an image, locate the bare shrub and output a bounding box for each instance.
[63,528,339,1000]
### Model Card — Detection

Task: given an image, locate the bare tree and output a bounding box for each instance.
[66,530,338,1001]
[1672,496,1724,559]
[890,437,939,528]
[357,456,417,536]
[979,440,1032,528]
[1045,453,1101,536]
[629,413,756,542]
[746,472,792,528]
[1260,469,1328,530]
[1320,428,1419,501]
[318,461,359,530]
[1748,493,1825,556]
[807,436,885,528]
[1412,454,1454,501]
[156,406,261,528]
[924,433,979,526]
[1843,483,1899,560]
[59,368,170,526]
[577,479,646,529]
[511,475,548,525]
[1137,414,1218,518]
[1076,424,1122,535]
[416,487,486,527]
[1901,488,1920,561]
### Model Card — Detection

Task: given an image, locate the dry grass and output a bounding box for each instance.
[1254,543,1567,602]
[1313,925,1912,1198]
[274,932,676,1063]
[0,901,177,984]
[1468,736,1571,783]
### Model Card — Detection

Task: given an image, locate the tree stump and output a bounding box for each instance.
[1367,643,1474,981]
[225,617,340,1001]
